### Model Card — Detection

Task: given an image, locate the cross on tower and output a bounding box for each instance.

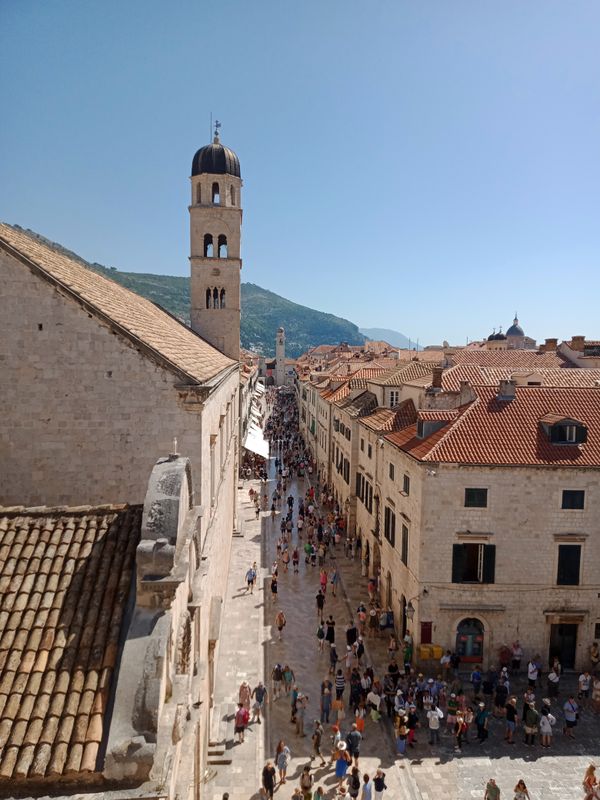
[214,119,222,139]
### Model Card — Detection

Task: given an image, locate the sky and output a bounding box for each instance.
[1,1,599,346]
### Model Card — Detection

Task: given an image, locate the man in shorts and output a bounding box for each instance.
[251,681,268,724]
[245,563,257,593]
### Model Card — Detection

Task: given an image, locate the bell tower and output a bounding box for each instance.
[189,122,242,360]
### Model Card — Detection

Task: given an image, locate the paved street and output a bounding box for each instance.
[206,457,599,800]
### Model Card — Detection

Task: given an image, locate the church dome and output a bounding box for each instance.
[191,136,241,178]
[506,319,524,337]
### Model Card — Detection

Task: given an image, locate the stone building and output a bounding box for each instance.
[0,224,240,511]
[357,381,600,671]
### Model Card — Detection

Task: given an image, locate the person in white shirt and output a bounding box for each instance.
[579,671,592,707]
[427,704,444,745]
[527,659,539,688]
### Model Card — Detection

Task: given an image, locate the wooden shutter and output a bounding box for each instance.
[451,544,465,583]
[482,544,496,584]
[576,426,588,444]
[557,545,581,586]
[420,621,433,644]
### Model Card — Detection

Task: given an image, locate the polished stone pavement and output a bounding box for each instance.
[205,463,598,800]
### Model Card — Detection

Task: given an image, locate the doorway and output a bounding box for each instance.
[549,624,577,669]
[456,618,484,663]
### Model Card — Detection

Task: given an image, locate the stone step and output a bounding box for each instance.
[207,755,233,765]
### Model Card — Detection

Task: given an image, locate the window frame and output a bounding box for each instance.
[561,489,585,510]
[464,487,488,508]
[556,543,581,586]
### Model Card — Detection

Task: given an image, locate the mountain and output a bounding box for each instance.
[10,226,365,358]
[359,327,422,350]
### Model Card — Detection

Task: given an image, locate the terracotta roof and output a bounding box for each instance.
[0,225,235,384]
[368,361,435,386]
[361,400,417,432]
[0,505,140,782]
[434,365,600,392]
[386,386,600,467]
[338,391,378,418]
[449,349,570,369]
[417,409,459,421]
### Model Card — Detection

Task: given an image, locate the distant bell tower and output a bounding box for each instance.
[275,326,286,386]
[189,121,242,360]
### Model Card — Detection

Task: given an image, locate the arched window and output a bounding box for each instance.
[212,182,220,204]
[218,234,228,258]
[206,288,212,309]
[213,287,219,308]
[220,288,226,308]
[230,185,235,206]
[196,184,202,204]
[204,234,213,257]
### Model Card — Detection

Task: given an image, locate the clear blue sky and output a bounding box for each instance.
[1,1,599,345]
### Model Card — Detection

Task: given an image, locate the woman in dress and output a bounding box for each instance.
[334,741,351,789]
[275,739,291,784]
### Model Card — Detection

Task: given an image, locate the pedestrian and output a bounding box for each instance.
[234,702,249,743]
[299,765,314,799]
[476,701,489,743]
[262,761,276,799]
[239,680,251,710]
[539,704,556,748]
[593,675,600,714]
[373,769,387,800]
[454,712,465,752]
[335,668,346,700]
[513,779,530,800]
[484,778,500,800]
[292,546,300,573]
[317,619,326,651]
[427,703,443,745]
[579,670,592,707]
[563,694,579,738]
[583,765,597,800]
[547,665,560,698]
[334,741,351,789]
[272,663,283,699]
[395,713,408,755]
[283,664,295,695]
[522,701,538,746]
[471,666,482,696]
[271,574,278,602]
[325,615,336,644]
[360,773,373,800]
[331,566,340,596]
[316,589,326,616]
[346,722,362,766]
[591,642,600,675]
[527,658,538,688]
[313,787,326,800]
[330,642,339,674]
[312,719,326,766]
[388,634,399,661]
[245,563,257,593]
[347,767,361,799]
[251,681,268,724]
[504,696,518,744]
[275,609,286,641]
[275,739,291,784]
[296,692,308,736]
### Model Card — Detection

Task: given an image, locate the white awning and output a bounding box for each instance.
[255,382,266,394]
[243,425,269,458]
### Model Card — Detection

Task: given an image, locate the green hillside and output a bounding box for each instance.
[11,226,365,358]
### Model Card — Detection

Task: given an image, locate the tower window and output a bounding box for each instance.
[220,288,226,308]
[213,287,219,308]
[230,185,235,205]
[204,234,214,257]
[212,182,220,204]
[206,288,212,309]
[196,184,202,204]
[218,234,228,258]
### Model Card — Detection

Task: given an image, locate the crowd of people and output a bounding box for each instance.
[235,387,599,800]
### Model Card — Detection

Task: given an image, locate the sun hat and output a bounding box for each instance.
[337,741,347,751]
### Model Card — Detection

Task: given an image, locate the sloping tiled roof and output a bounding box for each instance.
[386,386,600,467]
[449,349,571,369]
[0,505,140,781]
[434,365,600,392]
[339,391,378,418]
[0,225,235,384]
[361,400,417,432]
[417,409,459,421]
[369,361,435,386]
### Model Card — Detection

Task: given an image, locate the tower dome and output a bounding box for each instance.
[506,314,524,337]
[191,134,241,178]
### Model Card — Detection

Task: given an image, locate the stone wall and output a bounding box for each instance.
[0,250,238,509]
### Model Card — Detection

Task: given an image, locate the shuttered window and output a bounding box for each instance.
[557,545,581,586]
[451,543,495,583]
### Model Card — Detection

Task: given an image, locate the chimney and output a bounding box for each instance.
[431,367,443,389]
[544,338,558,351]
[498,379,516,400]
[570,335,585,352]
